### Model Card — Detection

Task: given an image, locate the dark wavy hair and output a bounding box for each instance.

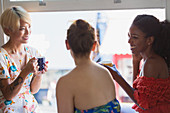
[67,19,95,58]
[132,14,170,68]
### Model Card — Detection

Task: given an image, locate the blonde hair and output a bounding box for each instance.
[0,6,31,36]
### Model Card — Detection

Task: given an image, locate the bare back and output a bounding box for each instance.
[58,61,116,110]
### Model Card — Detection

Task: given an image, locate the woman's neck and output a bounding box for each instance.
[74,57,92,66]
[140,49,156,61]
[2,41,24,54]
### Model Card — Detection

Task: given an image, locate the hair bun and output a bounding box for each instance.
[76,19,89,30]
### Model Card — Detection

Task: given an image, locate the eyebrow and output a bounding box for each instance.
[128,33,140,37]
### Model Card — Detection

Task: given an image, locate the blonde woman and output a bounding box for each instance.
[0,6,48,112]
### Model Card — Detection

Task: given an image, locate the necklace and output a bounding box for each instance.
[9,50,26,70]
[2,45,26,70]
[18,52,26,70]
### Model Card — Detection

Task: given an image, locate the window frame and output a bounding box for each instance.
[3,0,165,12]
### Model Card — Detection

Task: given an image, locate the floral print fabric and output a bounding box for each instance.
[74,99,120,113]
[0,46,41,113]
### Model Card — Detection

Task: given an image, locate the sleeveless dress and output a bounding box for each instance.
[0,46,41,113]
[74,98,120,113]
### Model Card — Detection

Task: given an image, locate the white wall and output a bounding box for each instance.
[0,0,4,46]
[166,0,170,21]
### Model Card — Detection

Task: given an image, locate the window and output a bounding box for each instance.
[27,8,165,113]
[0,1,168,112]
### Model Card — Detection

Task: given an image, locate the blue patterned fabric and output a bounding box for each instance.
[74,99,120,113]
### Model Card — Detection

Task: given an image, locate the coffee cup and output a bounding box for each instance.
[37,57,45,71]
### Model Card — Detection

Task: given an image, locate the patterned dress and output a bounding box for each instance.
[0,46,41,113]
[74,99,120,113]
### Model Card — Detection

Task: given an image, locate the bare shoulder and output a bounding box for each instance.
[56,71,75,113]
[56,70,75,92]
[93,63,115,81]
[144,56,169,78]
[95,63,111,74]
[56,70,74,88]
[56,74,67,88]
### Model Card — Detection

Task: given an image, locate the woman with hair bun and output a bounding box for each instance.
[56,19,120,113]
[103,14,170,113]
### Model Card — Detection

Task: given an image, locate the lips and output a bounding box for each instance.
[130,46,136,54]
[23,36,29,40]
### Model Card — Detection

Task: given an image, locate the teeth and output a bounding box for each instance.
[131,46,136,49]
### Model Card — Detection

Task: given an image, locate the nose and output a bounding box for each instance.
[128,37,131,44]
[25,27,31,35]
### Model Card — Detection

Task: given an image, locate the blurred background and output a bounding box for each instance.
[25,9,165,113]
[0,1,167,112]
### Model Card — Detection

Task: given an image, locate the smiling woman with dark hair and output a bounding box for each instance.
[103,14,170,113]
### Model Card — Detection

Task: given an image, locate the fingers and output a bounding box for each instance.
[33,58,38,72]
[25,57,38,73]
[30,57,37,62]
[99,63,122,77]
[44,61,49,71]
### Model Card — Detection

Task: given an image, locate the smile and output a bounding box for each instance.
[131,46,136,49]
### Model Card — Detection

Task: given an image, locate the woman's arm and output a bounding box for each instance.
[104,65,145,110]
[30,75,42,94]
[56,76,74,113]
[104,65,136,103]
[0,57,37,100]
[30,61,48,94]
